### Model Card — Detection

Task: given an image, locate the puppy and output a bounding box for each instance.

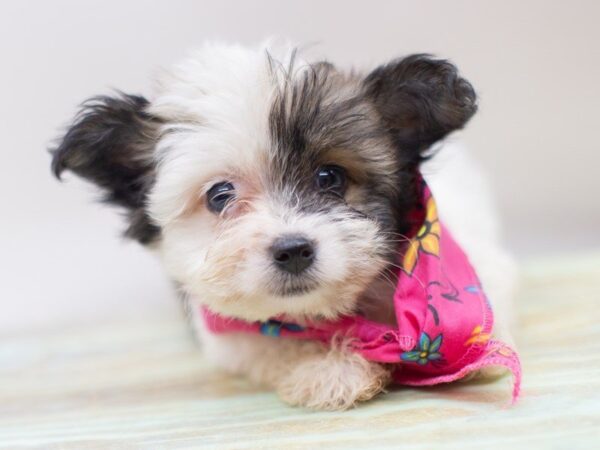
[52,42,516,410]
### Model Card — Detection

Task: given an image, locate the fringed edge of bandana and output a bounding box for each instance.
[396,339,522,404]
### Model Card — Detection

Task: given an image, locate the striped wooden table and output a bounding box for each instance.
[1,253,599,449]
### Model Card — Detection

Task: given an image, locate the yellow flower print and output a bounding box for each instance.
[481,342,514,359]
[402,196,441,274]
[497,345,514,357]
[464,325,491,346]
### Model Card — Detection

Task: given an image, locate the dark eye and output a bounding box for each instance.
[316,165,346,195]
[206,182,235,213]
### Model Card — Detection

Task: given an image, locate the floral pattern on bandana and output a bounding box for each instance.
[259,320,304,337]
[401,332,444,365]
[464,325,492,346]
[402,196,441,275]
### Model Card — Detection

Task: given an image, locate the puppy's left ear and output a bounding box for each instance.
[51,93,162,244]
[363,54,477,163]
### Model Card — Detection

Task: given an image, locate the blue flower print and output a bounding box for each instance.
[259,320,304,337]
[401,332,443,365]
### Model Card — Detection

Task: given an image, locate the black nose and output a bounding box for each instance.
[271,235,315,275]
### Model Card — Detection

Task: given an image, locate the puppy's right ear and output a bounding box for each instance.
[363,54,477,164]
[51,93,162,244]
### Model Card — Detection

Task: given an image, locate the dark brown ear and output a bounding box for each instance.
[50,93,161,244]
[363,54,477,163]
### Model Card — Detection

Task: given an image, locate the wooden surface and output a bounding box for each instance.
[1,253,599,449]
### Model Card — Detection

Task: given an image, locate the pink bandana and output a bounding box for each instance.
[201,181,522,402]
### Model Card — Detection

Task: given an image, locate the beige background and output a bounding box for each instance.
[1,0,599,333]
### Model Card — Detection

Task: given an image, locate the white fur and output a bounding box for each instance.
[148,42,389,322]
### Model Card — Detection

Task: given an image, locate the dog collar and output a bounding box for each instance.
[201,180,522,402]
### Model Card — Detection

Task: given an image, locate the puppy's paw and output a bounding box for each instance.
[276,348,391,410]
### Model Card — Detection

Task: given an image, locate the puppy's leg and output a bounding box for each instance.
[194,315,325,387]
[196,317,390,409]
[276,342,392,410]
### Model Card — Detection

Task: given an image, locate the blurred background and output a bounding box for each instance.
[1,0,598,334]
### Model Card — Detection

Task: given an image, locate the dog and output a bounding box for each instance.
[51,41,516,410]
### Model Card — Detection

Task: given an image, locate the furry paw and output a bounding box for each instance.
[276,348,391,410]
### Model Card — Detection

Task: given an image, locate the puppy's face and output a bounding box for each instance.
[52,44,476,322]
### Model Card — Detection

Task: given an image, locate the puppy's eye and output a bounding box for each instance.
[206,182,235,213]
[316,165,346,195]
